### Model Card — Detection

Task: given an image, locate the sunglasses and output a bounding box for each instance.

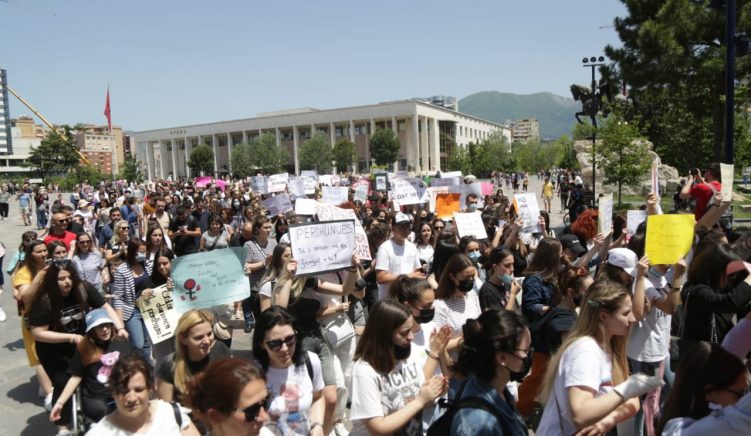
[236,392,271,422]
[78,240,91,244]
[118,226,129,230]
[265,334,296,352]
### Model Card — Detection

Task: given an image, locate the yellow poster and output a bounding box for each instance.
[645,214,695,265]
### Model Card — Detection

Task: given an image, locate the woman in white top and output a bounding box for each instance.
[87,353,199,436]
[350,299,448,435]
[432,253,482,360]
[536,279,662,435]
[414,222,435,268]
[252,307,325,436]
[199,215,231,252]
[258,243,292,313]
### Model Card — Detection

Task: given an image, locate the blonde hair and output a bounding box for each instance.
[538,279,631,403]
[173,309,214,397]
[111,219,129,244]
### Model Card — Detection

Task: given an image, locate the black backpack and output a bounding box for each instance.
[427,382,511,436]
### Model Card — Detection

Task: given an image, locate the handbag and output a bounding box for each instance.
[322,307,355,349]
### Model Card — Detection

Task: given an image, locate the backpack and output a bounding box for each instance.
[427,382,511,436]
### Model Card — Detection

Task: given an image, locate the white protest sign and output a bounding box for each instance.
[322,186,349,205]
[288,178,306,198]
[289,220,355,276]
[405,178,427,200]
[315,203,372,260]
[431,177,462,188]
[250,176,268,194]
[137,285,180,344]
[300,170,318,181]
[390,178,421,207]
[262,194,293,216]
[354,184,369,203]
[268,173,289,193]
[395,170,409,179]
[295,198,318,215]
[626,210,647,235]
[721,163,734,202]
[651,159,660,194]
[319,175,333,187]
[441,171,462,179]
[301,176,318,195]
[513,193,542,233]
[453,212,489,239]
[598,194,614,234]
[375,174,388,191]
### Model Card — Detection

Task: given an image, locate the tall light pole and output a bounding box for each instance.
[582,56,605,199]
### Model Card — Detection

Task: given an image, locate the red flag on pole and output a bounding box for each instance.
[104,86,112,132]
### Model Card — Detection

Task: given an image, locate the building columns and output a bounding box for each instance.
[329,122,335,145]
[212,134,218,176]
[420,116,429,175]
[391,116,398,172]
[184,137,191,179]
[275,128,281,146]
[227,133,233,173]
[242,131,248,145]
[293,126,300,175]
[411,116,420,174]
[431,118,440,172]
[368,118,376,172]
[349,120,355,143]
[145,143,155,181]
[158,141,167,180]
[171,138,178,180]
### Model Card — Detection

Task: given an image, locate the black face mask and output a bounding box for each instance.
[508,350,533,383]
[457,279,474,293]
[394,343,411,360]
[414,308,435,324]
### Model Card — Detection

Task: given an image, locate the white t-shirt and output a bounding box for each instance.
[411,321,443,431]
[627,274,672,363]
[536,336,614,436]
[86,400,191,436]
[375,239,421,300]
[264,351,325,436]
[313,271,349,324]
[349,343,425,436]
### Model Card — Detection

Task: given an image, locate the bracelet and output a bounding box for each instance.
[309,422,323,431]
[670,286,681,292]
[425,350,440,360]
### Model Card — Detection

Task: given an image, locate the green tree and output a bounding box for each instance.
[230,143,255,178]
[369,128,401,166]
[118,155,144,183]
[332,139,356,173]
[188,144,215,176]
[471,132,513,177]
[250,133,289,174]
[555,135,580,170]
[447,145,472,175]
[605,0,751,169]
[299,133,333,174]
[25,127,80,181]
[598,116,652,206]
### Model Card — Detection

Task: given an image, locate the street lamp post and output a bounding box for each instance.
[582,56,605,200]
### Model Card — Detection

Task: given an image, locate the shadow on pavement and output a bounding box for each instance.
[19,410,55,436]
[3,338,24,352]
[6,376,41,406]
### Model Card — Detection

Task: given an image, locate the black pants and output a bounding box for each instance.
[0,203,8,217]
[37,342,76,426]
[81,394,113,422]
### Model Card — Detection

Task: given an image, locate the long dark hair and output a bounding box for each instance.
[453,309,528,381]
[32,263,87,332]
[687,243,739,289]
[524,237,562,283]
[149,248,175,287]
[252,307,304,371]
[435,253,476,299]
[657,342,746,434]
[23,239,47,276]
[353,299,411,374]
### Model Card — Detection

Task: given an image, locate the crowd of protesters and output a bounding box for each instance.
[2,161,751,435]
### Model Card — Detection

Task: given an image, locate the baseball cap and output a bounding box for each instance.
[77,200,90,208]
[85,308,115,333]
[607,248,638,277]
[393,212,411,226]
[560,234,586,258]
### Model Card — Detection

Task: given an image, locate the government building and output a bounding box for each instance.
[134,98,509,180]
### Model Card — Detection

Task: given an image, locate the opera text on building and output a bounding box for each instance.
[135,98,508,180]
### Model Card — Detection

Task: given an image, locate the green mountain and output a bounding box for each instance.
[459,91,579,140]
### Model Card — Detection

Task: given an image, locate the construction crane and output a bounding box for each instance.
[5,85,93,166]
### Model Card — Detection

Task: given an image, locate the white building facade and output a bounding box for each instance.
[134,99,507,180]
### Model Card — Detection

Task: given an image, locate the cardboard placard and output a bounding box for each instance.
[435,193,461,219]
[626,210,647,235]
[424,186,449,212]
[453,212,489,239]
[301,176,318,195]
[268,173,289,193]
[721,163,734,202]
[440,171,462,179]
[651,159,660,194]
[171,248,251,313]
[322,186,349,205]
[645,214,695,265]
[315,203,371,260]
[598,194,614,235]
[250,176,268,194]
[390,178,422,207]
[262,194,293,216]
[300,170,318,181]
[513,193,542,233]
[430,177,462,187]
[287,178,306,198]
[289,220,356,276]
[354,184,369,203]
[294,198,318,215]
[137,285,180,344]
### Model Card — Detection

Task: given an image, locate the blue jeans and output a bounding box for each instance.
[36,207,47,229]
[125,310,153,365]
[241,292,258,330]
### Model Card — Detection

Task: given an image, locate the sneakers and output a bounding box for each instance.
[0,306,6,322]
[44,392,53,411]
[333,422,349,436]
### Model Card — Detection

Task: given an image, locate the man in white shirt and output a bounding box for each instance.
[375,212,424,300]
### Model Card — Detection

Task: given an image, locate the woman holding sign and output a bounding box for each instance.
[243,216,277,333]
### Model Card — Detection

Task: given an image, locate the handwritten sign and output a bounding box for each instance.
[645,214,695,265]
[262,194,293,216]
[598,194,614,235]
[431,177,462,188]
[301,176,318,195]
[300,170,318,181]
[322,186,349,205]
[268,173,289,193]
[424,186,449,212]
[288,178,306,198]
[294,198,318,215]
[250,176,268,194]
[289,220,355,276]
[626,210,647,235]
[137,285,180,344]
[171,248,250,313]
[435,193,461,219]
[721,163,734,202]
[315,203,371,260]
[513,193,542,233]
[390,178,422,207]
[354,183,369,203]
[453,212,489,239]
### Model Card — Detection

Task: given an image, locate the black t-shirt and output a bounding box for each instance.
[156,340,231,399]
[28,282,105,334]
[478,280,508,312]
[229,233,252,248]
[68,339,133,398]
[169,215,199,256]
[530,306,577,354]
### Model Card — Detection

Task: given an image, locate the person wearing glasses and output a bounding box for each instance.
[105,219,131,272]
[43,212,77,255]
[156,309,230,404]
[27,261,124,436]
[87,353,200,436]
[188,357,273,436]
[252,307,325,436]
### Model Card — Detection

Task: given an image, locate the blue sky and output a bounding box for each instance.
[1,0,627,131]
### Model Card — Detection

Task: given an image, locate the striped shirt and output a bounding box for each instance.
[433,290,482,360]
[112,263,138,321]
